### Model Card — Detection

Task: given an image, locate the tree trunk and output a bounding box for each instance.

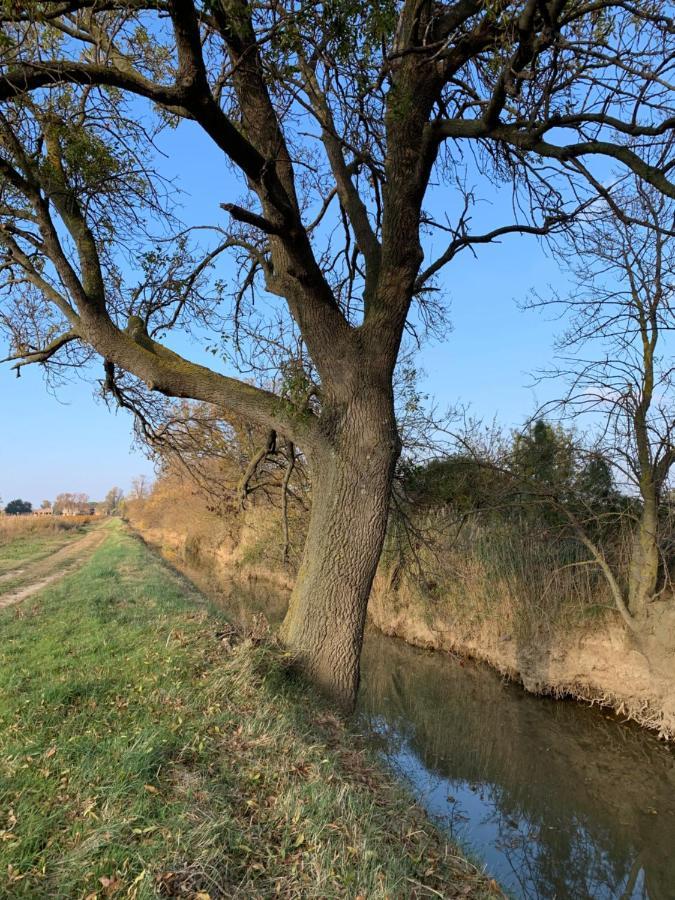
[280,384,399,711]
[628,496,659,617]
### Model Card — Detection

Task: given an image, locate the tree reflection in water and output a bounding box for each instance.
[358,631,674,900]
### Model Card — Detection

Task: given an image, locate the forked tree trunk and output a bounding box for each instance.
[280,385,400,711]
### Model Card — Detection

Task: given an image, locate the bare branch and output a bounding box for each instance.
[1,329,80,376]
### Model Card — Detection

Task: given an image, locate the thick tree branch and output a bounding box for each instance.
[220,203,283,236]
[298,54,381,302]
[238,429,277,508]
[435,119,675,198]
[0,125,320,447]
[281,440,296,564]
[0,227,79,325]
[91,312,320,446]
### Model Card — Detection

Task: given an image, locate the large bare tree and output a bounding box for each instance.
[1,0,675,707]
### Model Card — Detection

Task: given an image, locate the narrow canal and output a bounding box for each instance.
[357,630,675,900]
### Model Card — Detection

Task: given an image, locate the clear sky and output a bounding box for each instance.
[0,115,572,508]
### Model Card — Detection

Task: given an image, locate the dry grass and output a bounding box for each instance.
[384,512,617,642]
[127,471,617,644]
[0,514,94,542]
[0,516,95,577]
[125,469,304,578]
[125,474,237,565]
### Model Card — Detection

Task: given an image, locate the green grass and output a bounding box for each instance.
[0,521,498,899]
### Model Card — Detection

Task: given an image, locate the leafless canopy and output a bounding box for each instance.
[0,1,673,449]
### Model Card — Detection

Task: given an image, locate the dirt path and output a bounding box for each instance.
[0,525,108,610]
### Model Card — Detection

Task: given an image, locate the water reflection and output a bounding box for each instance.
[358,632,675,900]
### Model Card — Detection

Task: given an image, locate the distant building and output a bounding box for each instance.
[33,507,53,517]
[59,504,99,517]
[61,506,83,517]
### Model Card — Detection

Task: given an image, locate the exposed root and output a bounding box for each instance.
[535,681,675,740]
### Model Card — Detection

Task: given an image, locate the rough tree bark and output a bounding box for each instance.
[628,486,660,618]
[280,380,400,708]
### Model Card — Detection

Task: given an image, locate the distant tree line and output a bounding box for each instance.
[3,498,31,515]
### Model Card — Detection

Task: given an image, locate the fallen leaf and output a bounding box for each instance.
[7,864,25,883]
[129,870,146,887]
[98,875,121,896]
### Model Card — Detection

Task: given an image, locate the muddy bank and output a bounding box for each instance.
[368,574,675,740]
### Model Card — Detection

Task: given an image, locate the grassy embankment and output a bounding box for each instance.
[0,519,499,899]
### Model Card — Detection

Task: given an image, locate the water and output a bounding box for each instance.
[357,631,675,900]
[205,574,675,900]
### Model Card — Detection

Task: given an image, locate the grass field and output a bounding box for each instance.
[0,520,499,899]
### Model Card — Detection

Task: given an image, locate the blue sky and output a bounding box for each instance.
[0,117,571,508]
